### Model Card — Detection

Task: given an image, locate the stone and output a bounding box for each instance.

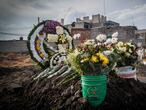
[78,97,87,104]
[61,86,71,97]
[74,90,81,98]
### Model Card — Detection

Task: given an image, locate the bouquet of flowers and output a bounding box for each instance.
[112,41,139,79]
[67,33,118,75]
[66,32,119,107]
[114,41,138,67]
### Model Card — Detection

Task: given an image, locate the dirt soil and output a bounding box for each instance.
[0,52,42,110]
[0,52,146,110]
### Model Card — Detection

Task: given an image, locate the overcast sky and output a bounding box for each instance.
[0,0,146,40]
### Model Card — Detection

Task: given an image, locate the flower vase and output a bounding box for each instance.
[81,75,107,107]
[116,66,137,79]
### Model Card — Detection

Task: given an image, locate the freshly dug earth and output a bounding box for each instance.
[24,76,146,110]
[0,53,146,110]
[0,52,42,110]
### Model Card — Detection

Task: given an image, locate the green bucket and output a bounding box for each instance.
[81,75,107,107]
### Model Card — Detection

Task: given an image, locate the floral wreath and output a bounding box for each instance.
[27,20,73,68]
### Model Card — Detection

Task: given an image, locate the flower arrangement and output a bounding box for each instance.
[111,41,140,79]
[66,32,120,107]
[67,33,118,75]
[113,41,138,67]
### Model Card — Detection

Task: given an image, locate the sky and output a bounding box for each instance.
[0,0,146,40]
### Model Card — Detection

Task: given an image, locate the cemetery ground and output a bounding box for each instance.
[0,52,146,110]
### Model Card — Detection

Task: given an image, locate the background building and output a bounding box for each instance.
[65,14,138,45]
[0,14,145,52]
[135,29,146,47]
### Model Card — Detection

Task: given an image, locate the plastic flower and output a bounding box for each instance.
[91,55,99,63]
[96,34,107,42]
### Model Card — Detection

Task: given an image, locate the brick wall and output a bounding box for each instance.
[71,28,91,45]
[91,26,137,42]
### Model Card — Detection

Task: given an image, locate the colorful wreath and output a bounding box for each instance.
[27,20,73,68]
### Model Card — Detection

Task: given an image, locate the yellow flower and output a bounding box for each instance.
[96,53,109,65]
[58,34,68,44]
[102,57,109,65]
[39,34,44,37]
[91,55,99,63]
[96,53,100,56]
[36,40,41,44]
[81,57,89,63]
[36,45,41,51]
[40,53,44,58]
[96,53,104,59]
[99,53,105,59]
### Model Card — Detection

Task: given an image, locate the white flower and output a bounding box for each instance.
[53,60,57,64]
[126,42,134,47]
[125,52,130,57]
[111,38,118,44]
[129,49,132,53]
[58,44,67,53]
[117,41,124,47]
[47,34,58,42]
[96,34,107,42]
[104,38,112,45]
[66,35,72,41]
[126,42,132,46]
[74,48,80,56]
[56,26,64,35]
[126,42,135,48]
[73,33,81,39]
[137,49,144,60]
[112,32,118,38]
[58,56,66,64]
[97,42,102,45]
[84,39,95,45]
[103,50,113,56]
[118,47,127,52]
